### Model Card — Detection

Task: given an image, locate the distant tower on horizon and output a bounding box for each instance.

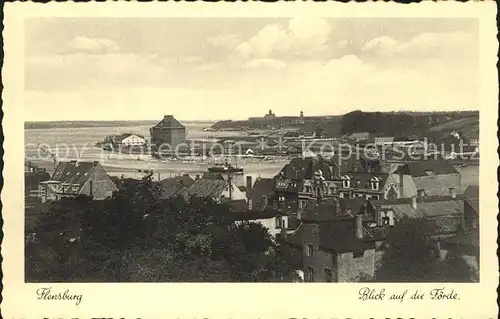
[300,110,304,118]
[264,109,276,118]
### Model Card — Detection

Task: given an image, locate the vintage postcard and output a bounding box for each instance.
[2,1,498,318]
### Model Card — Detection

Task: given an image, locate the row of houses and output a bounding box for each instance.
[26,153,479,282]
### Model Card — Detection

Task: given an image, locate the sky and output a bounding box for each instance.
[25,18,479,121]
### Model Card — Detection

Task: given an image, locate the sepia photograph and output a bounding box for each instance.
[23,16,481,284]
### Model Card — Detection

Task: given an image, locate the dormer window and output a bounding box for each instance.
[341,175,351,188]
[370,177,380,191]
[380,210,395,226]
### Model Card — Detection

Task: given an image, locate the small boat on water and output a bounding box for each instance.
[207,160,244,174]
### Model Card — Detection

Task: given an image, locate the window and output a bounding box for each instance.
[305,244,314,257]
[279,196,285,202]
[324,268,332,282]
[417,189,426,197]
[353,250,364,258]
[307,267,314,282]
[386,210,395,226]
[341,175,351,188]
[305,186,312,193]
[370,177,380,191]
[372,195,380,200]
[330,187,335,195]
[382,217,389,226]
[339,192,344,198]
[299,200,307,209]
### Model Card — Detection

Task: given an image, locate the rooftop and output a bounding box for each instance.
[287,217,373,253]
[159,175,194,199]
[463,185,479,198]
[247,177,275,211]
[395,159,459,177]
[180,178,231,199]
[49,161,100,188]
[278,157,333,180]
[153,115,185,129]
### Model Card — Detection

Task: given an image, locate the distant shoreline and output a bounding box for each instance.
[24,120,216,130]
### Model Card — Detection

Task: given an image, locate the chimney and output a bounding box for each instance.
[335,198,341,216]
[449,187,456,199]
[93,160,99,166]
[261,195,268,211]
[195,174,200,180]
[89,180,93,197]
[411,196,417,210]
[246,176,253,193]
[355,214,363,239]
[228,176,233,200]
[248,198,253,211]
[398,167,405,197]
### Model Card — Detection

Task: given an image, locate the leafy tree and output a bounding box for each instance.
[26,177,295,282]
[374,218,476,282]
[375,218,440,282]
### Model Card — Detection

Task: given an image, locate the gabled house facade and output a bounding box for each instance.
[273,157,338,214]
[38,161,117,203]
[285,214,378,282]
[337,172,401,201]
[393,160,461,198]
[114,133,146,147]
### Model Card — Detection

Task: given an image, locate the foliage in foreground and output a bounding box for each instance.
[26,176,296,282]
[374,218,478,283]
